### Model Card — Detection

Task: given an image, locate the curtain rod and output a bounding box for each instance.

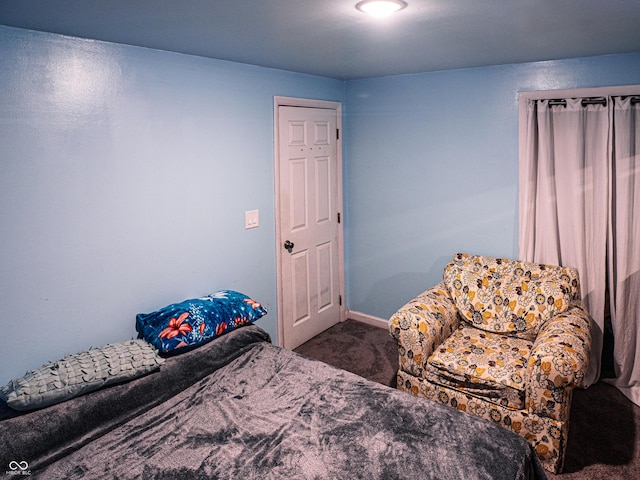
[547,97,607,107]
[546,96,640,107]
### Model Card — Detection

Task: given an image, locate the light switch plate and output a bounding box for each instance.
[245,209,259,229]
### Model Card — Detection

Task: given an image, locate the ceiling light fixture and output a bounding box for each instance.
[356,0,407,17]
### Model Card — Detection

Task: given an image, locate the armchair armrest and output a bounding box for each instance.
[389,282,459,377]
[525,303,592,419]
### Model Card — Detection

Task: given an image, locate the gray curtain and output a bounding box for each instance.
[607,97,640,405]
[519,96,640,406]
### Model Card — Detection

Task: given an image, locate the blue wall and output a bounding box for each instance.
[0,26,345,385]
[345,53,640,319]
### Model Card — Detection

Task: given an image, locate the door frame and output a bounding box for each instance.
[273,96,346,348]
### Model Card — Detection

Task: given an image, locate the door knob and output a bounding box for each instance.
[284,240,294,253]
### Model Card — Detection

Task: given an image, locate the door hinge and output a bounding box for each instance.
[337,212,341,223]
[336,129,340,140]
[339,295,342,306]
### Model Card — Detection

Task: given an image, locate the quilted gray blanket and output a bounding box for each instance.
[1,325,546,479]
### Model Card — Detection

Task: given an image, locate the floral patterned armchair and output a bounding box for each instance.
[389,253,592,473]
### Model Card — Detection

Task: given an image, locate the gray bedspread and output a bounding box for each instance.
[2,326,547,479]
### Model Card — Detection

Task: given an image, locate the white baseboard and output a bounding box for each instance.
[345,310,389,329]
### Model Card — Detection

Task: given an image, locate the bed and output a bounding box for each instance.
[1,324,547,479]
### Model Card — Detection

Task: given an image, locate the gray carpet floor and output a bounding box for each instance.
[294,319,640,479]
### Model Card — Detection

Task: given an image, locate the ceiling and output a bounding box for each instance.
[1,0,639,80]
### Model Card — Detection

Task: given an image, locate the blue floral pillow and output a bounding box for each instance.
[136,290,267,355]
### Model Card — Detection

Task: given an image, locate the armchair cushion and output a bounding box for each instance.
[427,324,532,409]
[444,253,575,340]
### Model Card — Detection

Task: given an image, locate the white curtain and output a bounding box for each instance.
[607,97,640,405]
[519,96,640,405]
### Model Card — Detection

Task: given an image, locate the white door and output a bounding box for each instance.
[277,105,342,349]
